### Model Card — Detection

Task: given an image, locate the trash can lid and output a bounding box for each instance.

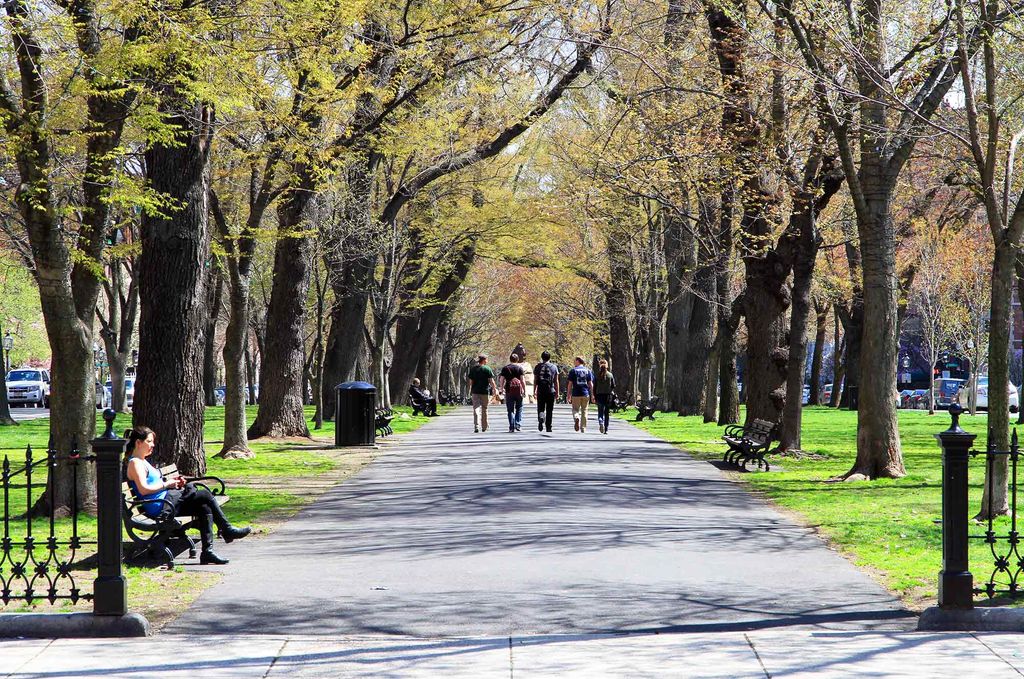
[336,381,377,391]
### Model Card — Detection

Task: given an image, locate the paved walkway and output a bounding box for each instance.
[18,406,1019,677]
[165,405,908,636]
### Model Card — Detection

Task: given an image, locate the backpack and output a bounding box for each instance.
[535,362,554,391]
[505,365,525,398]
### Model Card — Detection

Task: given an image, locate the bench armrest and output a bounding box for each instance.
[183,475,227,496]
[723,424,745,437]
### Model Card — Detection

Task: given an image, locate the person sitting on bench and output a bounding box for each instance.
[125,425,251,565]
[409,378,438,416]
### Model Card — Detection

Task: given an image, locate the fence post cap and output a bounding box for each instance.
[946,403,966,434]
[97,409,120,440]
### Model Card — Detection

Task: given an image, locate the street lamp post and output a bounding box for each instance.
[2,332,12,374]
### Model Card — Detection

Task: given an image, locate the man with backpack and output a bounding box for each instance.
[499,352,526,432]
[533,351,559,432]
[567,356,595,433]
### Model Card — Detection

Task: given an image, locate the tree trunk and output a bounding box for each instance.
[718,298,742,425]
[779,232,815,451]
[388,243,477,404]
[1016,254,1024,424]
[97,253,139,414]
[664,211,695,412]
[979,240,1015,517]
[134,100,213,476]
[678,268,717,415]
[426,321,449,396]
[703,333,721,423]
[743,264,789,424]
[202,264,224,407]
[248,169,315,440]
[606,237,634,401]
[219,263,254,458]
[830,307,845,407]
[321,200,378,413]
[808,300,827,405]
[846,194,904,479]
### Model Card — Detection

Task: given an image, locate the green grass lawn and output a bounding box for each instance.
[620,405,1011,608]
[0,403,441,617]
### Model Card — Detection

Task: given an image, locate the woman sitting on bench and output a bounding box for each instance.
[125,425,251,565]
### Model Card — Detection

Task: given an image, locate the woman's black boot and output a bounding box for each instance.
[200,550,229,565]
[222,525,251,543]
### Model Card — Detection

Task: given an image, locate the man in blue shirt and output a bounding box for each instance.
[566,356,595,433]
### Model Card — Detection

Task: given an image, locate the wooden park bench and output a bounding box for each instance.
[635,396,660,421]
[722,419,779,471]
[375,407,395,437]
[121,464,228,566]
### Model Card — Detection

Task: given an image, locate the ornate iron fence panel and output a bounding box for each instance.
[1,443,97,606]
[970,428,1024,600]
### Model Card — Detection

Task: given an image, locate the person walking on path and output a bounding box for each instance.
[594,359,615,434]
[499,352,526,432]
[467,355,498,433]
[533,351,559,432]
[567,356,595,433]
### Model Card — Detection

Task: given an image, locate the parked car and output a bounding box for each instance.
[213,384,259,405]
[104,378,135,408]
[6,368,50,407]
[899,389,915,409]
[802,385,811,405]
[909,389,929,409]
[821,383,834,403]
[933,378,966,409]
[957,375,1020,412]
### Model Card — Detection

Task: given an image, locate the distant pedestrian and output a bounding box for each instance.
[467,355,498,433]
[500,353,526,432]
[594,360,615,434]
[533,351,559,432]
[408,378,438,416]
[566,356,595,433]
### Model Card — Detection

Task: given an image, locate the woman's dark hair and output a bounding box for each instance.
[598,359,608,379]
[124,425,155,457]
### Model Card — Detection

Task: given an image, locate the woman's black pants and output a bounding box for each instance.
[158,483,230,549]
[596,393,611,429]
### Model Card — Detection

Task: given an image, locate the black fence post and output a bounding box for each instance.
[92,409,127,616]
[934,403,976,609]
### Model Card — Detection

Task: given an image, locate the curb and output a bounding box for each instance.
[0,612,150,638]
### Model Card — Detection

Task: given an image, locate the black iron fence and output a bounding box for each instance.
[1,443,96,606]
[0,411,127,617]
[970,428,1024,600]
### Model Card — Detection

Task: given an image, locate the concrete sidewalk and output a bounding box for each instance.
[4,630,1024,677]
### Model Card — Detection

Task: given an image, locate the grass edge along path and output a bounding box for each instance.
[0,404,447,629]
[619,405,1009,611]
